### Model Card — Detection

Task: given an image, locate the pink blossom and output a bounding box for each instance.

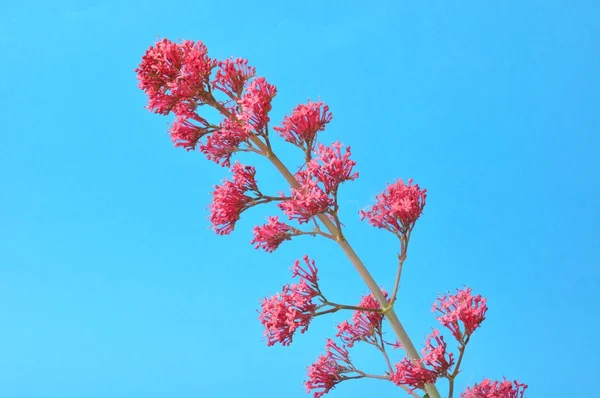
[433,287,488,341]
[461,378,528,398]
[305,339,353,398]
[200,117,249,166]
[291,255,320,288]
[274,101,333,149]
[168,110,211,150]
[310,142,358,194]
[421,330,454,376]
[212,58,256,99]
[238,77,277,133]
[258,256,322,346]
[259,279,318,346]
[360,178,427,236]
[230,162,259,191]
[391,329,454,390]
[336,292,387,347]
[390,357,438,391]
[278,169,333,224]
[209,163,260,235]
[277,142,358,222]
[136,39,216,115]
[251,216,295,252]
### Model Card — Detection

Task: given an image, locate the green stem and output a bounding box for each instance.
[214,101,442,398]
[254,137,441,398]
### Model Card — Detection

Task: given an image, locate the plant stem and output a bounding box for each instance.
[251,136,441,398]
[213,101,441,398]
[448,334,470,398]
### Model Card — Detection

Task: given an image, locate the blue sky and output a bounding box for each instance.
[1,1,599,397]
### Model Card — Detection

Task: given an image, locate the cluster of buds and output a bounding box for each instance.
[136,38,527,398]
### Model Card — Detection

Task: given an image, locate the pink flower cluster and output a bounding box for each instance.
[461,378,528,398]
[361,178,427,236]
[274,101,332,150]
[136,39,216,115]
[168,105,213,150]
[212,58,256,99]
[251,216,296,252]
[136,39,280,167]
[336,292,386,347]
[278,142,358,223]
[390,329,454,390]
[200,117,249,166]
[305,339,353,398]
[209,162,260,235]
[239,77,277,133]
[258,256,321,346]
[433,287,488,341]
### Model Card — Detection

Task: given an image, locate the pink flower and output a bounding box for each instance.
[336,292,387,347]
[461,378,528,398]
[209,163,260,235]
[421,330,454,377]
[251,216,295,252]
[391,329,454,390]
[168,109,211,150]
[259,279,317,346]
[200,117,249,166]
[212,58,256,99]
[258,256,322,346]
[433,287,488,341]
[230,161,259,191]
[238,77,277,133]
[310,142,358,194]
[277,142,357,223]
[360,178,427,236]
[291,255,320,289]
[136,39,216,115]
[305,339,353,398]
[278,169,333,224]
[274,101,332,149]
[390,357,438,391]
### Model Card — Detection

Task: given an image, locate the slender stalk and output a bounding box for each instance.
[448,335,470,398]
[213,100,441,398]
[254,137,441,398]
[390,232,410,305]
[323,301,385,313]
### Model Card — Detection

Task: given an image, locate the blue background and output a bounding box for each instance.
[1,1,599,397]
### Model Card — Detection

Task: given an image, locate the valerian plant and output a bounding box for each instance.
[135,38,527,398]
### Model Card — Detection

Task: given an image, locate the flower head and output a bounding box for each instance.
[361,178,427,236]
[278,169,333,224]
[209,163,260,235]
[277,142,357,223]
[238,77,277,133]
[310,142,358,194]
[200,117,249,166]
[421,330,454,377]
[305,339,353,398]
[461,378,528,398]
[274,101,332,149]
[258,256,321,346]
[259,279,318,346]
[336,292,387,347]
[291,255,320,288]
[433,287,488,341]
[390,357,438,391]
[212,58,256,99]
[136,39,216,115]
[391,329,454,390]
[251,216,296,252]
[168,107,211,150]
